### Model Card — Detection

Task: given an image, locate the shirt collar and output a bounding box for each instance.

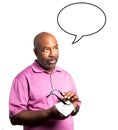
[31,60,62,73]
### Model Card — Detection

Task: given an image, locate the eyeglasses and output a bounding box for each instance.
[46,89,70,105]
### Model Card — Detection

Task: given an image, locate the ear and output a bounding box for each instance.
[33,48,38,56]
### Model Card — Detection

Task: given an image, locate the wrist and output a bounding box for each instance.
[71,102,80,116]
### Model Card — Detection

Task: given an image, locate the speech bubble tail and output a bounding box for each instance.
[72,35,83,44]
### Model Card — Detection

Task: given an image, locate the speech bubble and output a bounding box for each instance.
[57,2,107,44]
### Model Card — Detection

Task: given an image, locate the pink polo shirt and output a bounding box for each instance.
[9,61,80,130]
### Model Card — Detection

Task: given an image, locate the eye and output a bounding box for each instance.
[42,47,50,52]
[54,45,58,50]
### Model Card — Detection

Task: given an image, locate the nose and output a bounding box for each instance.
[49,49,55,57]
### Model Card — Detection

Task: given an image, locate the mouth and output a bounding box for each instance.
[48,58,57,64]
[48,59,56,64]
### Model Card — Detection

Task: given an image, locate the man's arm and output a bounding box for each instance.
[10,105,66,126]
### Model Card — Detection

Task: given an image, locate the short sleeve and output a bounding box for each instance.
[9,77,29,117]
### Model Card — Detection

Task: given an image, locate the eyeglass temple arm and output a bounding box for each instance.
[50,89,63,96]
[46,93,67,105]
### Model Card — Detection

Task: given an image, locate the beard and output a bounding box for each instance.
[37,57,58,72]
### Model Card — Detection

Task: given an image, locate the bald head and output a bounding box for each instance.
[34,32,57,48]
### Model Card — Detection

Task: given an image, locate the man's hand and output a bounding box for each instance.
[49,91,80,119]
[62,91,80,116]
[62,91,79,102]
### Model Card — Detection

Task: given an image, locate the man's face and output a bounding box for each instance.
[34,35,59,72]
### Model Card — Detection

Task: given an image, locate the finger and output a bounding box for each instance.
[63,92,77,100]
[66,92,75,100]
[62,92,68,99]
[71,95,78,101]
[68,93,79,102]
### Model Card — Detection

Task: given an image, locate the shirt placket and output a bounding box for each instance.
[49,73,54,105]
[50,73,55,90]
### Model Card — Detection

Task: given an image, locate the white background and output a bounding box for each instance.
[0,0,118,130]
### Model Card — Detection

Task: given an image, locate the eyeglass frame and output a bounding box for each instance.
[46,89,71,105]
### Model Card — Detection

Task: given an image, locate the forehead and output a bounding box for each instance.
[37,35,58,48]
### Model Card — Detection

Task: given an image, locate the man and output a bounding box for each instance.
[9,32,81,130]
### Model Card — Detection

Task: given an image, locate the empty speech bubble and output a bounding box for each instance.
[57,2,107,44]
